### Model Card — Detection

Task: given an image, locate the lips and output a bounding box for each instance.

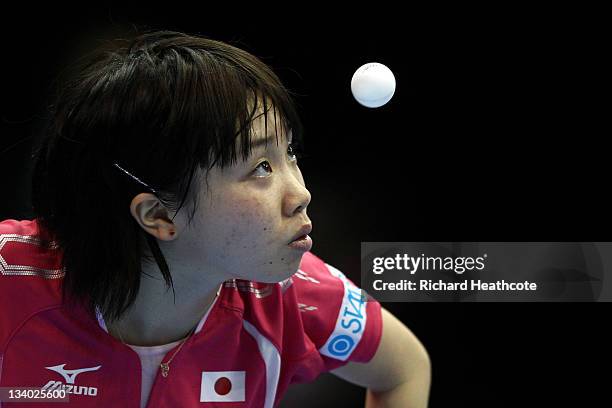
[288,234,313,251]
[289,224,312,244]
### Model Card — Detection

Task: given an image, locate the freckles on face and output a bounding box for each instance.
[192,123,306,280]
[204,195,289,283]
[217,191,278,255]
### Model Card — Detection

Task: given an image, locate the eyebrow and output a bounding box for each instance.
[250,130,293,151]
[250,136,277,151]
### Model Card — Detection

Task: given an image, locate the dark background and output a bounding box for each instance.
[1,5,608,407]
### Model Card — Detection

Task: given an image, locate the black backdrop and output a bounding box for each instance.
[1,5,608,407]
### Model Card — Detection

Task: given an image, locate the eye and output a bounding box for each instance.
[287,143,296,161]
[252,142,303,178]
[253,160,273,177]
[288,142,304,161]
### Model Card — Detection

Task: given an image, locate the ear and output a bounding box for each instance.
[129,193,178,241]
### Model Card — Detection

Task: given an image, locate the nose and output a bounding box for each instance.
[283,167,311,217]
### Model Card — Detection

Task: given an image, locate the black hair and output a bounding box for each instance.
[30,30,304,323]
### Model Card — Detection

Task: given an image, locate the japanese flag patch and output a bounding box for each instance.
[200,371,246,402]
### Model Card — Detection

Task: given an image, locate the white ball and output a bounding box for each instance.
[351,62,396,108]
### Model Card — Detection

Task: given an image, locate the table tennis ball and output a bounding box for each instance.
[351,62,396,108]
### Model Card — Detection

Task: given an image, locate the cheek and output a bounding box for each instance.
[217,196,276,250]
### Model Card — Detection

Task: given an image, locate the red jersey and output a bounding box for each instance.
[0,219,382,407]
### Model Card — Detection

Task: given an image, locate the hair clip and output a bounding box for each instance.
[112,162,158,194]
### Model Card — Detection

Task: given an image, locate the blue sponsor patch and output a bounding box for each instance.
[319,264,368,361]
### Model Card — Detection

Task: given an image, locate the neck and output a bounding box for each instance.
[108,270,223,347]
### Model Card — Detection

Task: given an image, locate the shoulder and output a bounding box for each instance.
[0,219,65,347]
[289,252,382,362]
[0,218,65,281]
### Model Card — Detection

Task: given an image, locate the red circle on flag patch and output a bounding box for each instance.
[214,377,232,395]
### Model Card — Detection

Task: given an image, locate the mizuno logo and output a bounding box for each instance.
[45,364,101,384]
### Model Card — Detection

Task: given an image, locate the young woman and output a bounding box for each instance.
[0,30,430,407]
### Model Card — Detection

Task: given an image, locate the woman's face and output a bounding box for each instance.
[179,112,312,284]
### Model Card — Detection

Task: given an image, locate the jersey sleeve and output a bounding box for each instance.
[286,252,383,376]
